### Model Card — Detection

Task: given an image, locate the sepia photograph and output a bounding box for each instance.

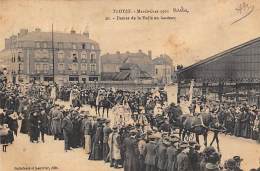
[0,0,260,170]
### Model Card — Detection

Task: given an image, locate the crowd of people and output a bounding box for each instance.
[0,82,259,170]
[184,96,260,143]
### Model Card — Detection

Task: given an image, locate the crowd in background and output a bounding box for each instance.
[0,82,259,170]
[184,96,260,143]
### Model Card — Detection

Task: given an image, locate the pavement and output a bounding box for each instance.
[0,101,259,171]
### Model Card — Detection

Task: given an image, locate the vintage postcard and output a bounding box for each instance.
[0,0,259,171]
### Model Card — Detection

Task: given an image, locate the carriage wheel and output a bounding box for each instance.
[185,132,195,141]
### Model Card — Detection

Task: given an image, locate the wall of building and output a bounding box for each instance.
[4,30,101,84]
[154,64,172,84]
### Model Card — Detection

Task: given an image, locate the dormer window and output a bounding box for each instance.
[35,42,40,48]
[43,42,47,48]
[90,53,96,63]
[58,51,64,60]
[81,53,87,59]
[72,43,77,50]
[18,52,23,62]
[72,53,78,62]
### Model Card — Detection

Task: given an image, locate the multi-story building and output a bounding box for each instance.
[1,28,101,84]
[152,54,174,84]
[101,50,154,76]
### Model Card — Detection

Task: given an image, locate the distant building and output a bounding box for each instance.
[101,63,152,82]
[152,54,174,84]
[177,37,260,106]
[1,28,101,84]
[101,50,154,76]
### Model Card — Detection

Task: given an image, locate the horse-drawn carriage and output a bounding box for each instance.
[166,103,227,151]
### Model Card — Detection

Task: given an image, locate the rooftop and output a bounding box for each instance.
[19,31,98,45]
[101,50,152,64]
[179,37,260,73]
[152,54,173,65]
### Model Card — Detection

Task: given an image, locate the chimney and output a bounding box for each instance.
[19,29,28,37]
[148,50,152,58]
[83,31,89,38]
[35,28,41,32]
[71,29,76,34]
[126,51,129,54]
[5,38,10,49]
[116,51,120,55]
[138,49,142,53]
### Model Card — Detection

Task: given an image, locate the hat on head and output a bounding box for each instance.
[225,159,236,169]
[179,141,189,149]
[203,146,216,155]
[170,137,179,143]
[112,125,118,130]
[163,139,171,146]
[129,129,137,135]
[205,163,219,170]
[233,156,243,162]
[188,141,197,147]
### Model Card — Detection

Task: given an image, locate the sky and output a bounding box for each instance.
[0,0,259,66]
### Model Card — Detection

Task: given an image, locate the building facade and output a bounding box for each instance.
[101,50,154,76]
[2,28,101,84]
[152,54,174,84]
[177,37,260,106]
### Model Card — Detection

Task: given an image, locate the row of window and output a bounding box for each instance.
[155,68,171,75]
[11,52,23,63]
[35,64,52,73]
[58,52,96,62]
[35,63,97,72]
[34,42,96,50]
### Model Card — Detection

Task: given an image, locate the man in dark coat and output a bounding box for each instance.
[103,120,112,162]
[29,112,40,143]
[175,142,192,171]
[157,139,170,171]
[137,133,146,171]
[89,120,104,160]
[144,134,159,171]
[5,96,15,111]
[234,111,242,137]
[123,130,139,171]
[166,138,179,171]
[39,110,48,143]
[240,109,251,138]
[61,113,73,152]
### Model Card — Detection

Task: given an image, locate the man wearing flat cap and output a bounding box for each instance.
[123,129,138,171]
[233,156,243,171]
[166,138,179,171]
[157,139,170,171]
[143,133,160,171]
[82,113,92,154]
[103,119,112,162]
[223,158,237,171]
[108,125,121,168]
[137,133,146,171]
[175,142,192,171]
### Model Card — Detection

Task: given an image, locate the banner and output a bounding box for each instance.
[188,79,195,105]
[165,84,178,104]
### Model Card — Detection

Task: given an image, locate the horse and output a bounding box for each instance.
[99,97,113,118]
[167,104,223,151]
